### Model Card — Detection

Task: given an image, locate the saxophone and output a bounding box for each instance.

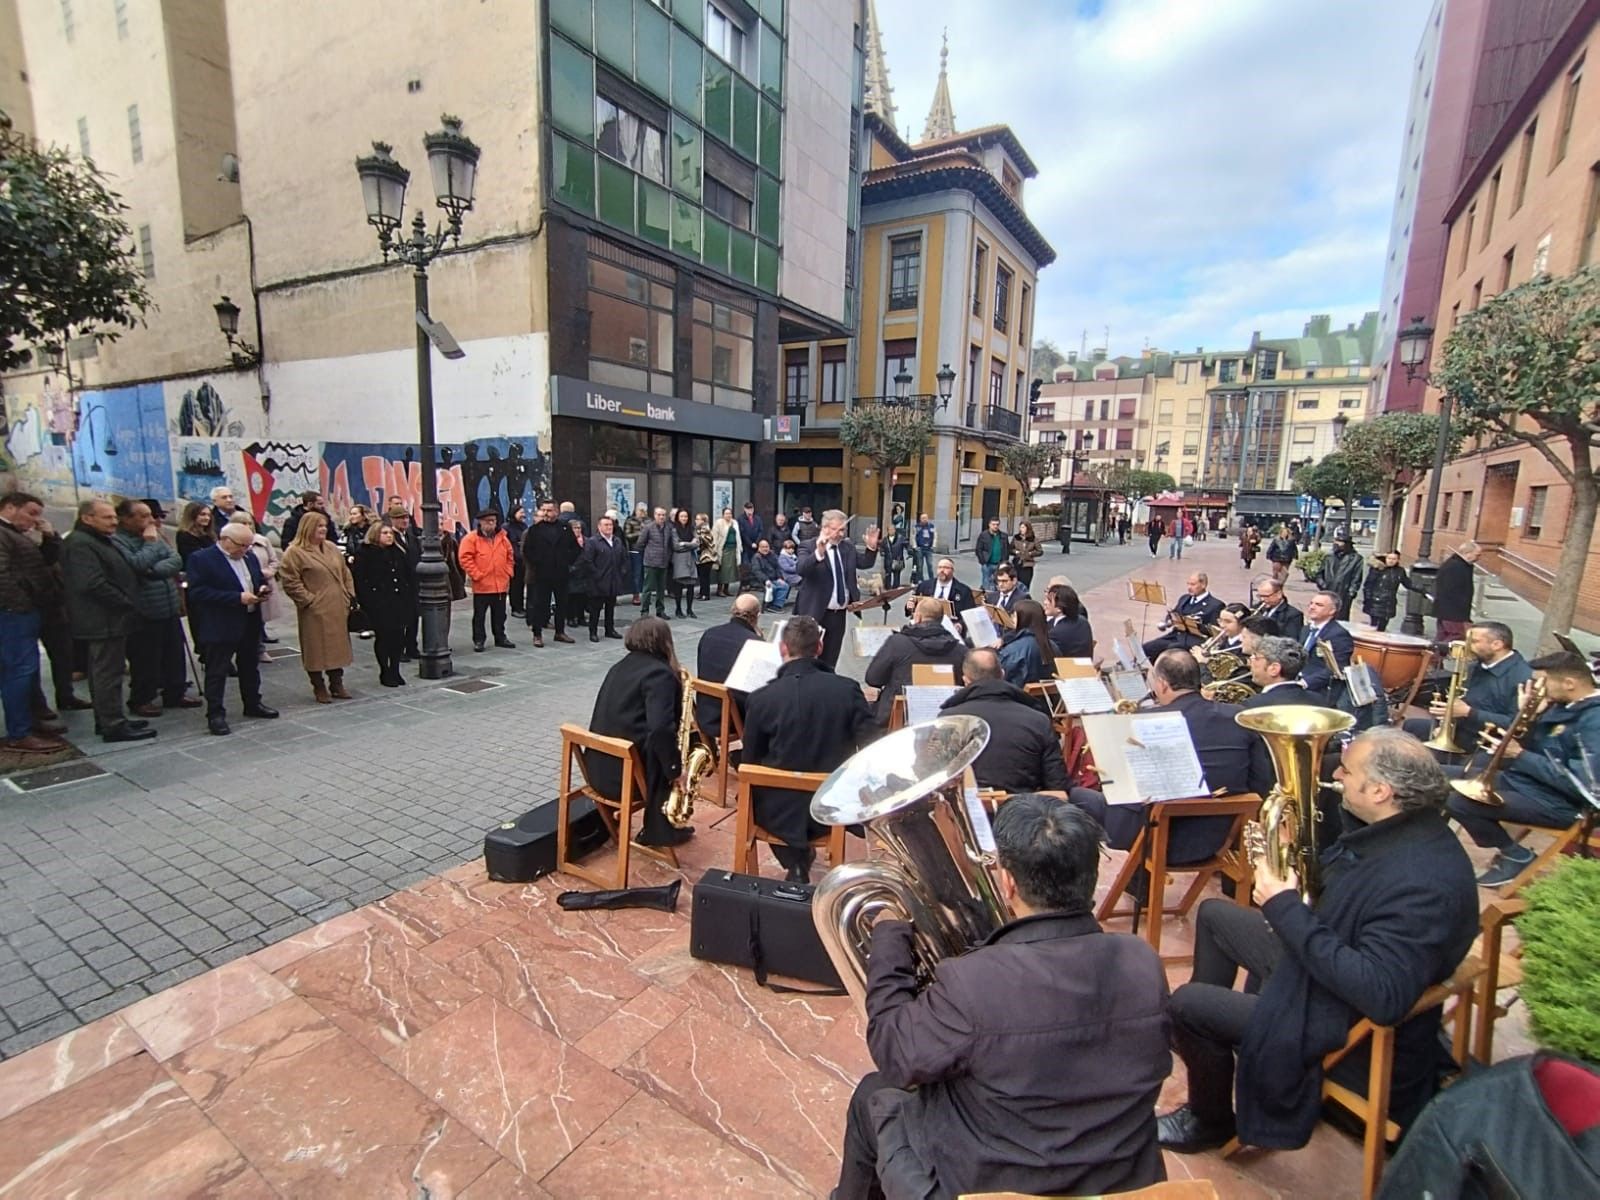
[664,671,715,828]
[1451,679,1547,807]
[1425,640,1471,754]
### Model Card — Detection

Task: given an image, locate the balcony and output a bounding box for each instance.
[887,289,920,311]
[985,404,1022,439]
[783,399,809,427]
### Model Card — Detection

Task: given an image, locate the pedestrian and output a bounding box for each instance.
[913,511,936,583]
[623,501,648,606]
[60,498,155,742]
[1266,524,1297,583]
[1147,515,1164,558]
[505,504,529,617]
[1239,524,1261,570]
[1426,541,1481,640]
[1316,535,1365,622]
[580,514,628,641]
[883,524,908,588]
[385,504,424,660]
[1011,521,1041,589]
[228,512,285,655]
[185,524,280,734]
[1362,551,1405,632]
[175,501,215,566]
[1119,515,1131,545]
[566,519,591,625]
[278,511,356,703]
[975,517,1007,593]
[112,499,198,717]
[736,501,764,572]
[0,492,71,753]
[670,507,699,619]
[1168,514,1187,559]
[458,507,517,652]
[712,506,742,597]
[694,511,716,602]
[793,506,820,545]
[637,506,673,619]
[522,499,579,647]
[352,522,414,686]
[209,484,244,532]
[750,538,786,610]
[342,505,374,564]
[280,490,323,546]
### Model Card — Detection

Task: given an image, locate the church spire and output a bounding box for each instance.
[862,0,897,129]
[921,29,956,141]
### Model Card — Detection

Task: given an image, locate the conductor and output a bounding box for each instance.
[795,508,860,668]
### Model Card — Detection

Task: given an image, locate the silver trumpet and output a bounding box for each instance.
[809,716,1012,1011]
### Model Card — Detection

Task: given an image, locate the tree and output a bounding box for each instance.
[1000,441,1059,516]
[839,403,933,532]
[1436,266,1600,651]
[1339,411,1462,552]
[1293,451,1382,537]
[1030,338,1067,383]
[1098,465,1175,499]
[1,115,152,370]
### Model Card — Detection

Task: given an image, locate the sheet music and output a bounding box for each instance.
[1109,669,1149,703]
[941,614,965,644]
[765,618,788,644]
[724,640,783,693]
[1345,661,1379,707]
[1114,637,1149,671]
[903,684,958,725]
[1055,677,1116,714]
[1122,713,1208,803]
[853,625,896,658]
[962,606,1000,648]
[962,784,997,853]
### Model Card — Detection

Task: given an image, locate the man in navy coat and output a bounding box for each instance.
[795,509,861,669]
[185,525,280,735]
[1298,590,1355,699]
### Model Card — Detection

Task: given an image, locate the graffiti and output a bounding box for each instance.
[171,382,244,437]
[242,440,318,530]
[6,405,42,463]
[321,437,547,533]
[71,384,172,498]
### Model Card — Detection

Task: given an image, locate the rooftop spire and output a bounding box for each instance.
[862,0,897,128]
[921,29,956,141]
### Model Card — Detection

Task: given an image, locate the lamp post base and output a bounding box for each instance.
[1400,557,1437,639]
[414,539,454,680]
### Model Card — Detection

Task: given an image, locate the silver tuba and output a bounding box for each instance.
[809,716,1013,1011]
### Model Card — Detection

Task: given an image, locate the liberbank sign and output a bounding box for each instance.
[550,376,766,442]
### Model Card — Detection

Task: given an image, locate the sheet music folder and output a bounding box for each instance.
[1078,712,1207,806]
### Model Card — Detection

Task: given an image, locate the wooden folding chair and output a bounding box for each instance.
[1499,814,1598,898]
[733,763,848,877]
[889,693,907,731]
[691,678,744,809]
[1096,794,1262,960]
[1471,896,1527,1063]
[556,723,679,889]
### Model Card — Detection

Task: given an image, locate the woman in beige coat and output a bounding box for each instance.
[278,511,356,703]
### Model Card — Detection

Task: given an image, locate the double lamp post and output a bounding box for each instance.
[888,363,957,527]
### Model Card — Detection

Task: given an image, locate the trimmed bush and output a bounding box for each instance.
[1519,857,1600,1062]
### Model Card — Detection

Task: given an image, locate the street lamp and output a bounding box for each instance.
[893,366,912,401]
[355,115,482,679]
[78,401,118,473]
[906,363,957,541]
[213,296,261,368]
[1392,316,1453,637]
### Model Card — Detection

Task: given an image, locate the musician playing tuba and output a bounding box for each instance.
[1161,728,1478,1155]
[1400,621,1533,761]
[835,796,1172,1200]
[1444,650,1600,887]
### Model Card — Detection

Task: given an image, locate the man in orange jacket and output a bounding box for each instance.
[457,508,517,652]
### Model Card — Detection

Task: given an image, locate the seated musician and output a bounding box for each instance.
[1254,576,1304,643]
[693,593,763,748]
[1191,602,1250,672]
[989,563,1028,612]
[836,796,1171,1200]
[1445,650,1600,887]
[995,599,1056,687]
[1160,728,1479,1153]
[1044,574,1090,620]
[741,615,875,882]
[940,649,1068,795]
[585,617,694,849]
[1402,620,1533,760]
[1070,650,1271,875]
[863,597,967,725]
[1142,572,1224,661]
[1044,582,1094,658]
[1238,635,1323,709]
[1298,590,1355,699]
[905,556,975,617]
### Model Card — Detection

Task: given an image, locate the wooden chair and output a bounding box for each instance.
[1471,896,1527,1063]
[733,763,847,877]
[691,678,744,809]
[889,693,907,731]
[556,723,679,889]
[1498,814,1598,898]
[1096,794,1262,960]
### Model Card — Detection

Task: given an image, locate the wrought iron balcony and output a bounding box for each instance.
[783,398,810,427]
[985,404,1022,439]
[886,289,920,311]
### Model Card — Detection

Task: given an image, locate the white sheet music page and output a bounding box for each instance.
[903,685,958,725]
[724,640,783,693]
[1055,677,1115,714]
[1123,713,1208,802]
[941,614,965,644]
[961,606,999,648]
[854,626,896,658]
[962,784,997,853]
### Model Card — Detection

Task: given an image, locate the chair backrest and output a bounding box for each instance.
[737,763,830,797]
[560,722,646,797]
[692,678,744,741]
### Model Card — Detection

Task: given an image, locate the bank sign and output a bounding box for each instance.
[550,376,766,441]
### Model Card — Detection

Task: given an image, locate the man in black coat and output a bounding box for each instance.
[1159,728,1478,1153]
[1254,576,1304,644]
[1142,571,1225,660]
[736,502,763,570]
[794,509,861,669]
[694,593,763,744]
[522,500,580,646]
[741,615,874,881]
[939,650,1068,794]
[578,514,629,641]
[1044,583,1094,659]
[1298,590,1356,698]
[387,504,425,659]
[1426,540,1480,640]
[60,499,155,743]
[904,557,976,617]
[836,796,1171,1200]
[863,598,967,725]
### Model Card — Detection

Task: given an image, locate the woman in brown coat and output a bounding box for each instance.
[278,511,356,703]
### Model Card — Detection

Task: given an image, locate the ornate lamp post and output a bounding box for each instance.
[354,116,481,679]
[212,296,261,368]
[1394,316,1449,636]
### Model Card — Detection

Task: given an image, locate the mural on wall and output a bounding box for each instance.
[243,441,319,529]
[71,384,172,499]
[321,438,548,534]
[2,376,76,498]
[170,382,247,438]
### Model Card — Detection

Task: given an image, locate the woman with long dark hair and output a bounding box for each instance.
[352,523,414,686]
[669,507,698,618]
[176,502,215,566]
[1011,521,1041,588]
[997,598,1055,687]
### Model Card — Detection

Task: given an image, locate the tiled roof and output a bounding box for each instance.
[862,165,1056,266]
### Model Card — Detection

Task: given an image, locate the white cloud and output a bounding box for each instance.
[872,0,1434,354]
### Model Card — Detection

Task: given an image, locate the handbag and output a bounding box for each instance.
[347,603,370,633]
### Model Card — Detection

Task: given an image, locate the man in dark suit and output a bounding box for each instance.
[1254,577,1304,644]
[905,557,976,617]
[387,504,424,659]
[794,509,860,669]
[1298,591,1355,699]
[579,514,629,641]
[991,564,1029,612]
[736,502,764,570]
[695,593,763,745]
[185,524,280,735]
[742,615,875,881]
[940,650,1068,794]
[1142,571,1225,660]
[1239,636,1324,710]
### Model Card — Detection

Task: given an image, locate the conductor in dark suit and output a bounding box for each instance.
[1298,591,1355,699]
[694,593,763,745]
[905,557,976,617]
[1142,572,1225,660]
[742,616,875,882]
[795,509,860,669]
[1254,577,1304,644]
[184,525,280,735]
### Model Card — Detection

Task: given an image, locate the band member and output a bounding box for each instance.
[995,599,1057,688]
[585,617,693,849]
[1254,576,1304,643]
[742,615,874,882]
[694,593,763,746]
[1142,572,1224,660]
[990,563,1028,611]
[1044,583,1094,659]
[940,650,1068,795]
[1191,602,1250,676]
[1403,621,1533,757]
[835,797,1171,1200]
[1160,729,1478,1153]
[1238,636,1323,709]
[1297,590,1354,698]
[795,509,862,669]
[906,557,976,616]
[864,597,967,725]
[1445,651,1600,887]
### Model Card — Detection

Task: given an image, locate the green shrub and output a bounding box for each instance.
[1519,857,1600,1062]
[1297,548,1328,582]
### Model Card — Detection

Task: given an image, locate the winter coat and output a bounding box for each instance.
[60,525,141,640]
[1431,552,1475,622]
[580,531,630,597]
[694,524,717,567]
[975,528,1006,566]
[342,521,371,561]
[521,518,579,585]
[278,541,355,671]
[997,628,1049,688]
[637,519,673,569]
[440,532,468,602]
[749,551,783,588]
[1317,548,1365,599]
[622,512,645,547]
[778,550,801,585]
[175,529,213,567]
[0,519,62,615]
[249,534,285,625]
[1011,532,1041,570]
[1361,564,1405,623]
[863,621,969,723]
[458,527,515,594]
[939,678,1069,794]
[568,534,592,596]
[352,541,415,632]
[669,522,698,583]
[1267,535,1298,564]
[111,528,184,621]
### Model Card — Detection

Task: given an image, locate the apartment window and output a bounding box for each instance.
[1018,283,1032,343]
[127,105,142,164]
[993,264,1011,333]
[691,287,756,409]
[1182,431,1200,454]
[705,1,749,75]
[1513,121,1537,211]
[881,338,916,396]
[137,224,155,277]
[972,242,987,316]
[1412,494,1423,525]
[1449,301,1461,331]
[784,349,810,412]
[1500,246,1516,292]
[1177,361,1191,384]
[819,345,846,406]
[114,0,128,38]
[1340,395,1363,410]
[1297,398,1319,410]
[1553,56,1584,168]
[1459,204,1475,274]
[1014,369,1025,410]
[587,242,675,395]
[967,345,980,412]
[1083,400,1093,421]
[1158,399,1174,423]
[988,358,1005,407]
[705,170,752,231]
[1471,278,1483,310]
[887,236,921,309]
[596,92,666,185]
[1118,397,1136,419]
[1481,169,1500,247]
[1255,349,1278,381]
[60,0,73,41]
[1292,427,1317,445]
[77,116,90,159]
[1186,400,1203,426]
[1218,359,1237,383]
[1534,233,1552,275]
[1527,486,1548,537]
[844,229,857,290]
[1442,493,1453,528]
[1459,491,1474,531]
[1582,164,1600,268]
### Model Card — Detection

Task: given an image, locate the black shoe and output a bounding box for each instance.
[242,704,279,719]
[553,633,574,644]
[637,825,695,848]
[590,633,600,643]
[473,641,486,652]
[658,611,671,620]
[1156,1106,1235,1154]
[262,635,280,644]
[102,722,158,743]
[510,609,525,618]
[97,717,152,735]
[605,630,622,639]
[208,717,231,736]
[494,638,517,649]
[784,862,812,885]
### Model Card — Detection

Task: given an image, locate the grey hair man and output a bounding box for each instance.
[795,508,861,668]
[60,499,155,742]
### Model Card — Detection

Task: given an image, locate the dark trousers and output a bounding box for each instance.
[588,595,617,636]
[1168,899,1283,1123]
[510,559,526,613]
[84,636,128,731]
[127,615,189,706]
[373,625,405,678]
[641,566,667,614]
[819,608,846,669]
[38,615,76,705]
[1443,765,1578,851]
[472,592,508,644]
[672,578,695,614]
[836,1071,940,1200]
[0,609,41,739]
[697,561,713,600]
[201,621,263,719]
[527,577,567,634]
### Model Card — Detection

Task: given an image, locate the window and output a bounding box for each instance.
[1340,393,1362,409]
[703,138,754,230]
[1098,397,1110,421]
[1183,431,1200,454]
[1533,232,1552,275]
[1255,349,1278,381]
[993,264,1011,333]
[1178,361,1191,384]
[967,345,980,415]
[844,228,856,290]
[1442,493,1452,528]
[1001,163,1020,196]
[1513,120,1537,211]
[1582,164,1600,268]
[60,0,73,41]
[1553,55,1584,168]
[691,285,756,409]
[972,242,987,316]
[127,104,142,164]
[1292,427,1317,444]
[1158,399,1174,423]
[1118,397,1136,419]
[887,235,921,309]
[819,345,846,406]
[587,240,675,395]
[1471,278,1483,310]
[1297,398,1319,410]
[77,116,90,159]
[1527,486,1548,537]
[1186,400,1203,426]
[988,358,1005,408]
[1218,359,1237,383]
[596,92,666,184]
[1459,204,1475,274]
[138,224,154,277]
[1481,169,1500,246]
[1459,491,1474,531]
[1014,369,1025,410]
[784,349,810,412]
[1018,283,1031,343]
[882,338,916,397]
[705,1,749,75]
[1500,246,1516,292]
[1449,301,1461,331]
[114,0,128,38]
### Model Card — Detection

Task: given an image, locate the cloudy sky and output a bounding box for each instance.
[872,0,1434,356]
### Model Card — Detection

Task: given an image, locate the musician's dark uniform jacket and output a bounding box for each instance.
[1449,692,1600,842]
[908,575,976,614]
[1299,620,1355,697]
[863,621,966,724]
[1258,597,1305,643]
[1143,591,1224,658]
[1239,681,1325,710]
[586,649,681,844]
[939,679,1069,794]
[693,617,762,743]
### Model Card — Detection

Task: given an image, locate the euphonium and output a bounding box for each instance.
[1425,640,1472,754]
[1234,705,1356,901]
[664,671,714,828]
[810,716,1011,1011]
[1452,678,1547,807]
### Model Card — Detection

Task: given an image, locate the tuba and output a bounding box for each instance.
[664,672,715,828]
[1425,640,1472,754]
[810,716,1012,1010]
[1235,705,1356,901]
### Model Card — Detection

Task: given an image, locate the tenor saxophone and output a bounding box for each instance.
[1451,679,1547,807]
[1425,640,1471,754]
[664,671,714,828]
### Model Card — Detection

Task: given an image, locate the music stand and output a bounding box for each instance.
[1129,580,1167,640]
[848,585,914,625]
[985,602,1017,631]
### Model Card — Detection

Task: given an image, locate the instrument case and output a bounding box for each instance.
[482,798,609,882]
[690,870,844,989]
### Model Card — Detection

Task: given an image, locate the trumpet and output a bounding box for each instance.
[1452,679,1547,806]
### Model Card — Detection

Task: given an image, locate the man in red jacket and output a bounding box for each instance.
[457,508,516,652]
